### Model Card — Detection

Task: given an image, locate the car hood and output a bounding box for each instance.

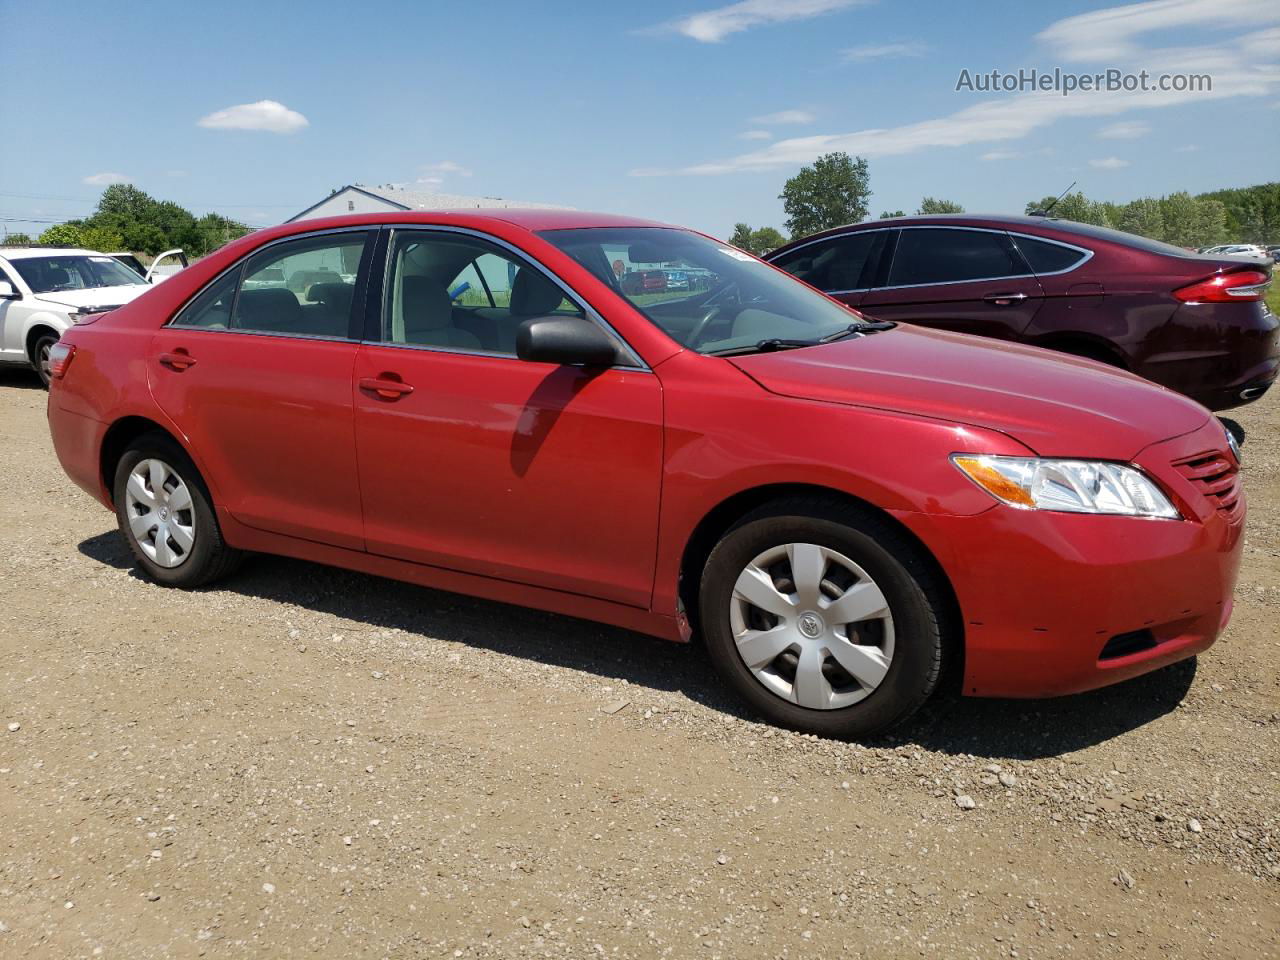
[729,325,1210,460]
[36,285,150,310]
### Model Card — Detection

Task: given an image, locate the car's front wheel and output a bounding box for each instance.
[30,331,59,388]
[112,433,242,587]
[699,499,948,738]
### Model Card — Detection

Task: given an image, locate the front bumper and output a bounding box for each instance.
[897,418,1245,698]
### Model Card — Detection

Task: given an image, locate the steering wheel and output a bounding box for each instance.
[684,305,723,348]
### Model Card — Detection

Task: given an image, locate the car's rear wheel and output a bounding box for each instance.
[30,331,59,388]
[699,499,947,738]
[112,433,242,587]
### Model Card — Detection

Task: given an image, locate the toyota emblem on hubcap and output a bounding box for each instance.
[798,612,824,638]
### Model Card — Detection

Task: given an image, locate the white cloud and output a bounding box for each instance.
[750,108,815,125]
[1089,156,1130,168]
[1035,0,1280,62]
[1097,120,1151,138]
[656,0,868,43]
[842,41,927,61]
[980,150,1020,161]
[415,177,445,186]
[421,160,472,177]
[197,100,308,134]
[1175,143,1199,151]
[631,1,1280,176]
[738,129,774,140]
[82,172,132,186]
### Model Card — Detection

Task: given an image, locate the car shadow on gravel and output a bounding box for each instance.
[78,531,1195,760]
[0,367,45,391]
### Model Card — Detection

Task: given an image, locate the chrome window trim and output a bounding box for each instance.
[379,223,651,373]
[166,225,374,341]
[770,224,1095,296]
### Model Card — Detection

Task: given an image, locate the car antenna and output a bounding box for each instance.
[1032,182,1076,217]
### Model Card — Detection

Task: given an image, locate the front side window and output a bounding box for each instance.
[173,232,370,337]
[541,226,867,354]
[383,231,582,355]
[11,255,147,294]
[771,231,887,292]
[888,229,1026,287]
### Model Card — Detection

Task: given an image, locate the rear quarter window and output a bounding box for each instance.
[1012,236,1089,274]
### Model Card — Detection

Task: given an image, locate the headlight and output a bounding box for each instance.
[952,454,1179,519]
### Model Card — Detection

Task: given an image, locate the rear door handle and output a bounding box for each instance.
[983,292,1029,305]
[359,376,414,400]
[158,350,196,371]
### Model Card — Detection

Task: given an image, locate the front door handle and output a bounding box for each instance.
[983,292,1029,305]
[158,350,197,371]
[359,376,415,400]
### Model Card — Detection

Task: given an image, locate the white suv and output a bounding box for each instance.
[0,247,154,385]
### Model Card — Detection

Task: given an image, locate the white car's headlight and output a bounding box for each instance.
[952,455,1179,519]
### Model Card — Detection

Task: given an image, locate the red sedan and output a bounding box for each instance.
[45,211,1244,737]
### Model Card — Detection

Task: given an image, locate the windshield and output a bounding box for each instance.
[539,226,865,353]
[10,255,147,294]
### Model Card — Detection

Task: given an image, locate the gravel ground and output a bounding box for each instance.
[1,367,1276,959]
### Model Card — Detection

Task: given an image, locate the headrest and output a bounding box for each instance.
[46,267,70,285]
[307,281,354,307]
[402,276,452,333]
[510,268,565,316]
[236,287,301,328]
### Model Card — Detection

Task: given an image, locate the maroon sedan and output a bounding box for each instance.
[767,215,1277,411]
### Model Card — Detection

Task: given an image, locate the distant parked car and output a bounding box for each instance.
[1265,245,1280,264]
[767,215,1277,411]
[664,269,691,290]
[110,249,189,284]
[1202,244,1269,260]
[0,246,154,385]
[621,269,667,294]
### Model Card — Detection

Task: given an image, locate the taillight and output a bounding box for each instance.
[47,342,76,380]
[1174,269,1271,303]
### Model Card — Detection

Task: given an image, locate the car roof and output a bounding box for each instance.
[293,209,673,234]
[0,247,100,260]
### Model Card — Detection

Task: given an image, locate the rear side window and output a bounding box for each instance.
[888,229,1026,286]
[172,232,371,337]
[772,232,885,291]
[1013,236,1089,274]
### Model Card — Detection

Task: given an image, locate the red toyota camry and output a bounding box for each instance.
[45,211,1245,737]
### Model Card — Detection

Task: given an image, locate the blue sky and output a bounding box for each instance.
[1,0,1277,240]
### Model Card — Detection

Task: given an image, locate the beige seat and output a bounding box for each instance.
[402,276,482,349]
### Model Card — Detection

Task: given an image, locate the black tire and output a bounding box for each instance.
[30,331,59,388]
[698,498,948,739]
[112,432,242,587]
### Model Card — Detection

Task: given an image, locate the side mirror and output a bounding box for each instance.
[0,280,18,300]
[516,316,620,367]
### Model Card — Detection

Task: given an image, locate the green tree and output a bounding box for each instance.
[1159,192,1202,247]
[878,210,905,219]
[1192,198,1228,248]
[917,197,964,214]
[1116,198,1164,240]
[728,223,754,251]
[4,232,32,245]
[727,223,787,256]
[779,152,871,239]
[78,225,125,252]
[38,223,84,246]
[123,222,170,256]
[95,183,155,222]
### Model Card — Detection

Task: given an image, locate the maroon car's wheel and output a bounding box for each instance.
[113,432,242,587]
[699,499,948,739]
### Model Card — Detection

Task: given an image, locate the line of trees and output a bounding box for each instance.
[18,185,252,258]
[729,150,1275,256]
[1024,183,1279,249]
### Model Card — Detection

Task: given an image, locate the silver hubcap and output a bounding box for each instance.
[37,341,53,382]
[730,543,894,710]
[125,458,196,568]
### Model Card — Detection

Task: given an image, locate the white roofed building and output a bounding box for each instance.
[288,184,568,222]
